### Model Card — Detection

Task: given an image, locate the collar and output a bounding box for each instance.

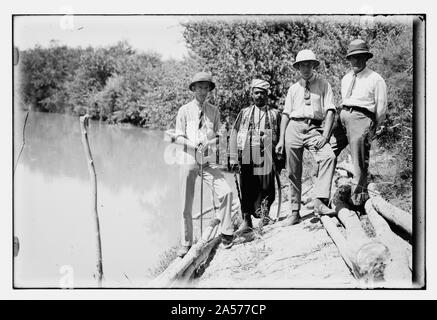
[300,73,316,86]
[352,67,368,78]
[255,104,267,112]
[193,99,207,110]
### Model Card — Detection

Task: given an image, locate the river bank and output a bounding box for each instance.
[152,145,412,288]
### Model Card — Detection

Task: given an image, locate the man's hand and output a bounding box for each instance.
[195,142,208,164]
[314,135,328,150]
[275,141,284,155]
[230,163,240,173]
[306,135,328,150]
[196,140,210,154]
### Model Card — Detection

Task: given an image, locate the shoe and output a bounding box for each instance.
[220,233,234,249]
[280,210,300,226]
[313,198,336,216]
[235,213,253,235]
[176,245,191,258]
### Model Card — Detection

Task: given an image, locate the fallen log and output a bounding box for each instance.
[369,196,412,238]
[319,216,360,279]
[320,214,390,286]
[367,183,412,238]
[365,200,412,286]
[336,202,369,241]
[149,218,224,287]
[322,187,391,286]
[176,235,221,286]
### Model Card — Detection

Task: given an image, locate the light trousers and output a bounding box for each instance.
[179,163,234,246]
[285,120,336,211]
[330,108,374,206]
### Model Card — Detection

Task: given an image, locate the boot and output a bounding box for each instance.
[235,212,253,235]
[279,210,300,227]
[220,233,234,249]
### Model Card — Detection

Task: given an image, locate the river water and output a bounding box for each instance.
[13,111,232,288]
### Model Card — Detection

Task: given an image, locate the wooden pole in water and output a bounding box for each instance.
[80,115,104,287]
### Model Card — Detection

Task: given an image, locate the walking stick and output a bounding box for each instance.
[233,166,242,204]
[199,144,204,239]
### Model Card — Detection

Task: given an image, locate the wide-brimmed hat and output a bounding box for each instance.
[293,49,320,69]
[346,39,373,59]
[189,72,216,91]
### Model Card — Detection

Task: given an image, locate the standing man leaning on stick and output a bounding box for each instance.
[229,79,281,234]
[275,49,337,225]
[331,39,387,209]
[173,72,234,257]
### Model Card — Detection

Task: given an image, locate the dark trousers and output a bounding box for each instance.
[239,163,275,218]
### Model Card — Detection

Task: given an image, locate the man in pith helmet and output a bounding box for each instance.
[331,39,387,209]
[276,49,337,225]
[173,72,234,257]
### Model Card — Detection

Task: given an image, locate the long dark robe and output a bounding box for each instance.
[233,106,281,218]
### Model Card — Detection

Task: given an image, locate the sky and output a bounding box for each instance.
[14,15,191,60]
[13,14,414,61]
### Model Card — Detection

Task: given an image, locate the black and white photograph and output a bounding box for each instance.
[4,0,434,301]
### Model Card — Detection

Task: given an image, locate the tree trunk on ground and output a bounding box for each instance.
[149,219,222,287]
[369,197,412,238]
[365,200,412,287]
[326,180,391,286]
[320,216,360,280]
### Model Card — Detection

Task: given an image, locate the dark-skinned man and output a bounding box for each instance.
[229,79,281,234]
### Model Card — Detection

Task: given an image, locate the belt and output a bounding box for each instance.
[342,105,375,119]
[290,117,322,126]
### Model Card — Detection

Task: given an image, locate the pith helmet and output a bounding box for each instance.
[293,49,320,69]
[189,72,216,91]
[346,39,373,59]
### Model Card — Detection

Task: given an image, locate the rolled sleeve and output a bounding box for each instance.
[282,87,293,117]
[374,79,388,127]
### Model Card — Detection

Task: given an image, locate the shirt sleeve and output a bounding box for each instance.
[323,81,336,112]
[340,75,348,104]
[374,78,388,127]
[175,107,186,138]
[229,111,243,164]
[282,87,293,117]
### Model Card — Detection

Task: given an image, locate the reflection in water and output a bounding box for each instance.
[14,112,221,287]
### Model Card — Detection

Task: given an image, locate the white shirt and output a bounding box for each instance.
[283,74,336,121]
[175,99,220,165]
[341,67,388,127]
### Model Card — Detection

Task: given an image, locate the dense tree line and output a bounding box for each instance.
[182,16,412,201]
[18,40,201,129]
[17,17,412,201]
